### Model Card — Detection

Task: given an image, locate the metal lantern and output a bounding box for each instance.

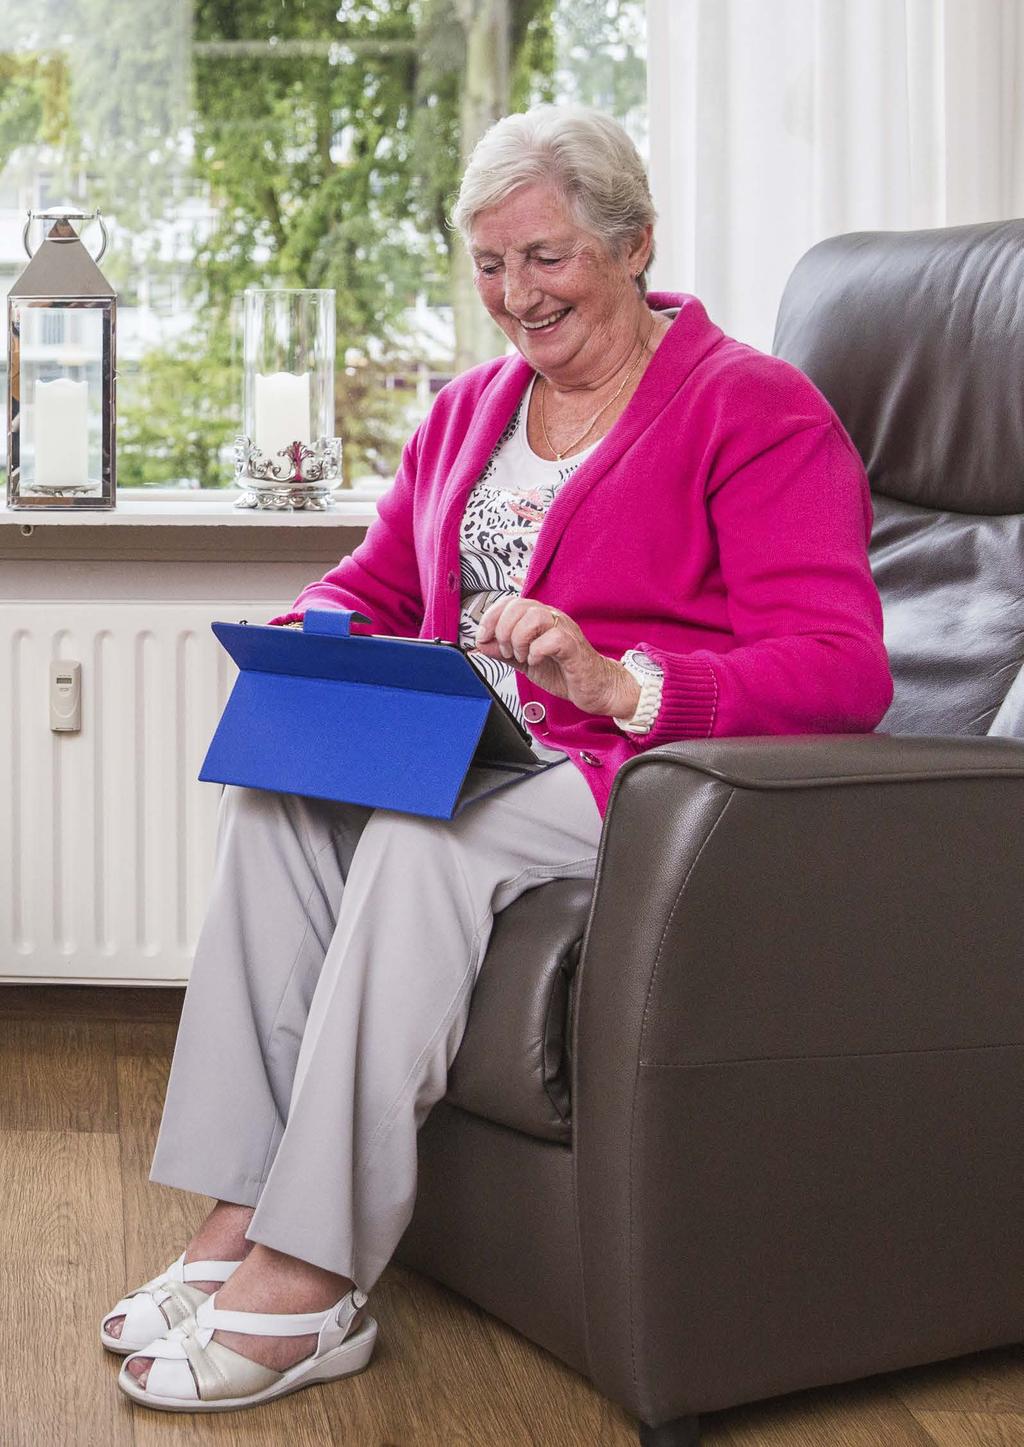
[7,208,117,510]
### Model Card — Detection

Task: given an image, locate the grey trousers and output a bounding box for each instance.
[149,761,603,1294]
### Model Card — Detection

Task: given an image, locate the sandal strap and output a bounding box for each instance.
[136,1251,187,1293]
[196,1296,332,1338]
[180,1259,242,1284]
[194,1286,367,1339]
[132,1253,240,1297]
[132,1332,191,1363]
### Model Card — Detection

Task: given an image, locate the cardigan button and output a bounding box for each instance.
[580,750,602,767]
[523,701,546,724]
[446,569,457,592]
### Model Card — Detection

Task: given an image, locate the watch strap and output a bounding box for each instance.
[615,649,665,734]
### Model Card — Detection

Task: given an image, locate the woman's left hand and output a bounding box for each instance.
[474,597,639,718]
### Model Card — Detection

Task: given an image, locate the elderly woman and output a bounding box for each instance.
[102,104,892,1412]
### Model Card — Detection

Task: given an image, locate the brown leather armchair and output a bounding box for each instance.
[396,219,1024,1446]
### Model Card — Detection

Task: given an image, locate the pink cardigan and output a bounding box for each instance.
[278,292,893,818]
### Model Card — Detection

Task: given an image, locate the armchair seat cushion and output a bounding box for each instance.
[443,878,593,1144]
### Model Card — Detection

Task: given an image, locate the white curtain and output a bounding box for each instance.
[645,0,1024,351]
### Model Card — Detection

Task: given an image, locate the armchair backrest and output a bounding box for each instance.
[772,219,1024,738]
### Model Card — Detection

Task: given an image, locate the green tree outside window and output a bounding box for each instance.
[0,0,645,489]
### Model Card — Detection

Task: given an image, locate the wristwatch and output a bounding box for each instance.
[615,648,664,734]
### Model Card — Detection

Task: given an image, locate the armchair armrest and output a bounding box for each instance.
[573,733,1024,1424]
[621,732,1024,788]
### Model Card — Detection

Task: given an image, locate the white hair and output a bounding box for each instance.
[451,104,657,294]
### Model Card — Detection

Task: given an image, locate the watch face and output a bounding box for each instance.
[625,649,661,677]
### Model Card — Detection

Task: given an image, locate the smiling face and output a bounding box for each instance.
[468,181,652,389]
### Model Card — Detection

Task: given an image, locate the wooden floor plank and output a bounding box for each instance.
[479,1306,638,1446]
[707,1377,940,1446]
[0,1017,119,1132]
[893,1347,1024,1417]
[114,1021,209,1285]
[126,1391,342,1446]
[0,1129,134,1447]
[910,1415,1024,1447]
[0,984,185,1025]
[318,1262,540,1446]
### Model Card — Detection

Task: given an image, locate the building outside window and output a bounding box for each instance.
[0,0,646,491]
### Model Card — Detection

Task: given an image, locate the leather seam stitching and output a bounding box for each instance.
[628,755,1024,790]
[627,788,737,1400]
[639,1039,1024,1069]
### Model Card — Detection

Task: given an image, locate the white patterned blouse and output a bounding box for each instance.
[458,375,602,762]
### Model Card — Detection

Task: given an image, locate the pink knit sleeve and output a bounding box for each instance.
[269,429,426,637]
[630,419,893,746]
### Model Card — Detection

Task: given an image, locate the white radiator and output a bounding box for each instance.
[1,602,261,984]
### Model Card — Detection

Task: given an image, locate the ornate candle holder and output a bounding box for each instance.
[234,287,342,510]
[233,435,342,510]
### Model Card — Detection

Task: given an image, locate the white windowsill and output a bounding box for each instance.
[0,486,385,529]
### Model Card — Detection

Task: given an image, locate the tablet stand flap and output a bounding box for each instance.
[211,621,490,699]
[302,608,372,638]
[199,669,492,819]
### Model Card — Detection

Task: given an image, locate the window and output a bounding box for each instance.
[1,0,646,489]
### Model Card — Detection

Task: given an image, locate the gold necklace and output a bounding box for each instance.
[539,324,652,461]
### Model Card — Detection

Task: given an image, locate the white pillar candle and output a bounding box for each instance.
[34,377,90,488]
[254,371,311,456]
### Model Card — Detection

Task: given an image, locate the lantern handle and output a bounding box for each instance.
[22,210,109,265]
[92,213,109,264]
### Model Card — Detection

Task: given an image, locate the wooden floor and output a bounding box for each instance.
[1,986,1023,1447]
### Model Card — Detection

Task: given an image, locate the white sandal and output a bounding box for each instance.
[117,1286,376,1413]
[100,1253,242,1355]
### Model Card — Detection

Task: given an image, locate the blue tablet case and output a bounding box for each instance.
[199,609,566,819]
